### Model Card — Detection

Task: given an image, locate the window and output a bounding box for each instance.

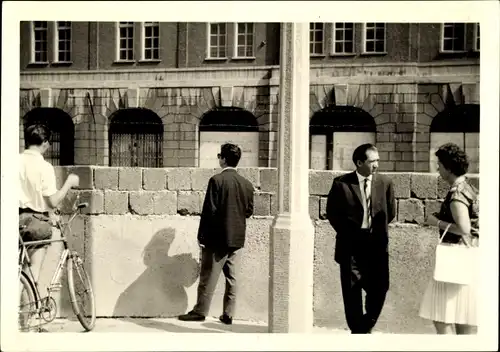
[117,22,134,61]
[474,23,480,51]
[234,23,254,58]
[55,21,71,62]
[31,21,48,63]
[363,23,386,54]
[310,23,324,55]
[441,23,466,52]
[333,23,355,55]
[207,23,227,59]
[142,22,160,60]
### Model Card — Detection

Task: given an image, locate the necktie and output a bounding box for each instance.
[364,178,371,228]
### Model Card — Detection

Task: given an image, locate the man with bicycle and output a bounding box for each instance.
[19,123,79,283]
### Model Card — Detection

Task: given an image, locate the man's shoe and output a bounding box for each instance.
[219,314,233,325]
[178,311,205,322]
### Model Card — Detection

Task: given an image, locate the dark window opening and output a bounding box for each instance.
[430,104,480,133]
[199,107,259,132]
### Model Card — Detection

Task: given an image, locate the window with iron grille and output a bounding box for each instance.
[143,22,160,60]
[474,23,480,51]
[208,23,227,58]
[118,22,134,61]
[109,109,163,167]
[32,21,48,63]
[441,23,466,52]
[23,108,74,166]
[364,23,386,54]
[55,21,72,62]
[235,23,254,58]
[310,23,324,55]
[333,23,355,55]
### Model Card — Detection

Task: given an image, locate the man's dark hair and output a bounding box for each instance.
[352,143,378,165]
[435,143,469,177]
[220,143,242,167]
[25,124,51,147]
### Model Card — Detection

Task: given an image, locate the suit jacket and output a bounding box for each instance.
[197,169,254,249]
[326,171,396,264]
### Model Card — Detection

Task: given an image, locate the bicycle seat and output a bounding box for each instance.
[77,202,89,209]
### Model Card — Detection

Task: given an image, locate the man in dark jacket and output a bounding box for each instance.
[326,143,396,334]
[178,143,254,324]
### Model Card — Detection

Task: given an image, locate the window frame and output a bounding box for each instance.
[206,22,228,60]
[309,22,325,56]
[233,22,255,59]
[30,21,49,64]
[331,22,356,56]
[473,23,480,52]
[140,22,161,61]
[115,21,135,62]
[362,22,387,55]
[53,21,72,63]
[440,23,467,53]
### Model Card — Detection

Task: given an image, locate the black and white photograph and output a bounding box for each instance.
[1,1,498,351]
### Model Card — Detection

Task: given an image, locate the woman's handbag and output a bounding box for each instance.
[433,224,479,285]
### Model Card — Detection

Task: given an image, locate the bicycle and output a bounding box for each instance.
[18,200,96,332]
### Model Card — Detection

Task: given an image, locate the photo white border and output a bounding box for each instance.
[2,1,498,351]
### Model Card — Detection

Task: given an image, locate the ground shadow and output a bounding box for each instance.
[202,322,268,333]
[113,228,200,317]
[118,318,222,333]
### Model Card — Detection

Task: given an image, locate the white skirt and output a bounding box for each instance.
[419,276,477,325]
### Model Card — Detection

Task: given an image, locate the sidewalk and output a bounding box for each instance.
[42,317,354,334]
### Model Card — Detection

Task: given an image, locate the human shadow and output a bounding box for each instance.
[201,322,268,333]
[118,318,222,333]
[113,228,200,319]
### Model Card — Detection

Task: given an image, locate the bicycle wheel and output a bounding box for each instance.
[67,254,96,331]
[19,271,39,332]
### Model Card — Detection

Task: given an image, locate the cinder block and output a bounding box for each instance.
[260,168,277,193]
[119,168,142,191]
[424,200,443,220]
[142,168,167,190]
[167,168,192,190]
[178,191,201,215]
[53,167,68,189]
[467,175,480,190]
[69,166,94,189]
[411,173,437,199]
[437,176,449,199]
[384,172,410,199]
[309,196,320,220]
[254,192,271,216]
[59,189,80,214]
[191,168,217,191]
[129,191,155,215]
[270,193,278,216]
[153,191,178,215]
[104,191,128,215]
[78,190,104,215]
[398,199,425,224]
[319,197,328,220]
[309,171,340,196]
[237,168,260,189]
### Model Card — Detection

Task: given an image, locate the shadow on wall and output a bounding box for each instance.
[113,228,200,317]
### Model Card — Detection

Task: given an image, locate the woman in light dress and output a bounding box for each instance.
[420,143,479,335]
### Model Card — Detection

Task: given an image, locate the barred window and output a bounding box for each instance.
[118,22,134,61]
[109,109,163,167]
[32,21,48,63]
[333,23,354,54]
[310,23,324,55]
[235,23,254,57]
[55,21,72,62]
[143,22,160,60]
[441,23,466,52]
[208,23,227,59]
[364,23,386,53]
[474,23,480,51]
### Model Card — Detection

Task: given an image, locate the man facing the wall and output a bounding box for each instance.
[326,143,396,334]
[178,143,254,325]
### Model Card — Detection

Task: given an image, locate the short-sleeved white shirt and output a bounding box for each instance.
[19,149,57,213]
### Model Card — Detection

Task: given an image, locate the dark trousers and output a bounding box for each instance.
[339,230,389,334]
[193,247,241,317]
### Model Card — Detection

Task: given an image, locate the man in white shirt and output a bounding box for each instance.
[326,143,396,334]
[19,124,79,282]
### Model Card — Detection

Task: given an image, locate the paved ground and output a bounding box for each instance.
[40,317,357,334]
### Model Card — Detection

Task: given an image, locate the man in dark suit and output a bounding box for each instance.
[178,143,254,325]
[326,143,396,334]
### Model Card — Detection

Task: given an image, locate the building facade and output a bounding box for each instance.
[19,22,480,172]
